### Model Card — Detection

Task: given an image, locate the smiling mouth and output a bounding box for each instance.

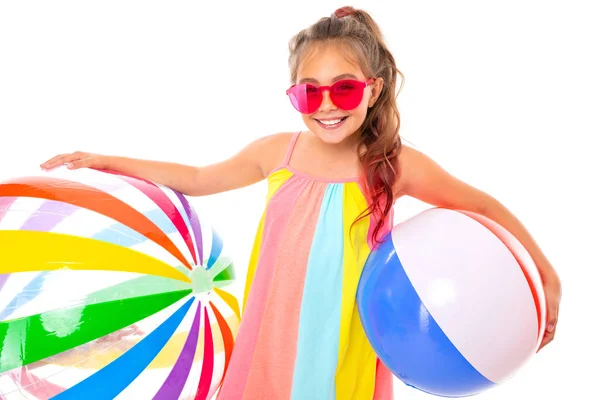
[315,116,348,129]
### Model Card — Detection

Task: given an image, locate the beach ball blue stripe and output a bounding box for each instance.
[357,233,495,397]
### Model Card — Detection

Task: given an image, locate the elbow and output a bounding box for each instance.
[182,167,206,197]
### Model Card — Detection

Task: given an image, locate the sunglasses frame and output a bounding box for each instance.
[286,78,375,114]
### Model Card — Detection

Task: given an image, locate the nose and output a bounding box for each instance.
[318,89,337,112]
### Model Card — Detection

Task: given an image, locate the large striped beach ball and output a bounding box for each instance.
[0,167,240,400]
[357,208,546,397]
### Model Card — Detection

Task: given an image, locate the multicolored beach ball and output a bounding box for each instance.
[357,207,547,398]
[0,167,240,400]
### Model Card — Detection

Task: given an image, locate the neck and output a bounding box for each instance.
[319,130,362,154]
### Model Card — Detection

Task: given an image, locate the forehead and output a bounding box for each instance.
[296,42,366,84]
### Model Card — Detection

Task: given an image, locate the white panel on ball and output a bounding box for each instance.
[391,208,539,383]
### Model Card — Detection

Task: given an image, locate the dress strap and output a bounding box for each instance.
[281,131,302,167]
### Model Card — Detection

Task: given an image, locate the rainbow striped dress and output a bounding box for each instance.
[217,131,394,400]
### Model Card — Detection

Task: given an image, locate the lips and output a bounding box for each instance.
[314,116,348,129]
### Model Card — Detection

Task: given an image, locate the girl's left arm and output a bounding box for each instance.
[394,145,562,351]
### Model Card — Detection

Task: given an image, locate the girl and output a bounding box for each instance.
[41,6,561,400]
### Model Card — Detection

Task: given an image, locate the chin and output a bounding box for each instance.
[313,129,352,144]
[308,121,359,145]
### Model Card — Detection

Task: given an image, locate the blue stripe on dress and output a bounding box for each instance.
[291,183,344,400]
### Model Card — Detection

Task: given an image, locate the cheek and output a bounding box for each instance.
[350,98,370,120]
[350,89,372,116]
[302,114,314,126]
[362,88,374,109]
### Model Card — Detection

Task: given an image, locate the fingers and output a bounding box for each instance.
[40,153,69,170]
[537,303,559,352]
[538,327,556,351]
[65,156,94,170]
[40,152,88,170]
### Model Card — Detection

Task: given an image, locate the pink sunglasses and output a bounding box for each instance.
[286,78,375,114]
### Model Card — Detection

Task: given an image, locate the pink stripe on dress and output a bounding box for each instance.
[217,176,310,399]
[373,359,394,400]
[242,180,328,399]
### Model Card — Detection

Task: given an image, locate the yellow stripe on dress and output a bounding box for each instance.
[336,183,378,399]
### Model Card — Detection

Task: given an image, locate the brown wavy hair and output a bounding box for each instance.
[288,6,405,244]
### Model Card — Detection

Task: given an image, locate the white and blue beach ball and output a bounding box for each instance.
[357,208,546,397]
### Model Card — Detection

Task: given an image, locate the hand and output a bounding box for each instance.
[538,272,561,352]
[40,151,108,171]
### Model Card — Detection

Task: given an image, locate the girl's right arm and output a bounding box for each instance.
[40,133,290,196]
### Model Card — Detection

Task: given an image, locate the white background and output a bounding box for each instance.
[1,0,598,399]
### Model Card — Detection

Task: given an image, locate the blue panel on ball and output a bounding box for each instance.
[357,233,495,398]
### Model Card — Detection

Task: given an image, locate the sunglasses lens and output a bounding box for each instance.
[288,84,322,114]
[287,80,368,113]
[331,80,364,110]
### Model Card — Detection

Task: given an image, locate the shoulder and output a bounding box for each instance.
[393,144,433,197]
[393,143,489,212]
[397,144,424,169]
[252,131,296,149]
[245,132,297,177]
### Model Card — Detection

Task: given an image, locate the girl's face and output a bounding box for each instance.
[294,43,382,146]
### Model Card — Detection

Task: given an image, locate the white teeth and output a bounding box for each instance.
[319,118,343,125]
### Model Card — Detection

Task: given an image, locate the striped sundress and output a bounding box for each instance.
[217,131,395,400]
